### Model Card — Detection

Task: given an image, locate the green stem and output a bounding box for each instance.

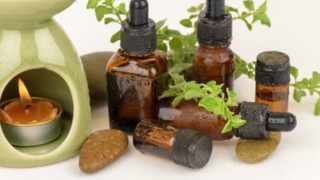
[111,5,123,24]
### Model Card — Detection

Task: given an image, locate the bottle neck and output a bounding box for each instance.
[119,49,155,58]
[199,43,230,50]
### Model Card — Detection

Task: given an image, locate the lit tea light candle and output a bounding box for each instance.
[0,79,62,146]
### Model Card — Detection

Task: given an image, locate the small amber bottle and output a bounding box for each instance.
[133,120,213,169]
[106,0,168,133]
[255,51,291,112]
[159,101,296,140]
[193,0,235,92]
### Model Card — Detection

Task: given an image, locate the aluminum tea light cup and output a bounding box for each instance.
[0,98,62,147]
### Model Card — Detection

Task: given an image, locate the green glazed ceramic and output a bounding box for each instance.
[0,0,91,167]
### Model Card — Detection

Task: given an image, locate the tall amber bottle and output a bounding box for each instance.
[193,0,235,91]
[255,51,290,112]
[106,0,167,133]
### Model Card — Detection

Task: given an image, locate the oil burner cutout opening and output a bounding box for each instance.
[0,68,73,155]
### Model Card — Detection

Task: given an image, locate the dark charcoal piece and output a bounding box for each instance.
[172,129,213,169]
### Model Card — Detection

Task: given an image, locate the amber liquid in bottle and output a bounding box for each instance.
[133,120,178,159]
[256,84,289,112]
[193,45,235,91]
[106,50,167,133]
[255,51,291,113]
[159,100,237,140]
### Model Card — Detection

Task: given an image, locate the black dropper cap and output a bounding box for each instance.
[266,112,297,132]
[197,0,232,47]
[172,129,213,169]
[237,102,297,139]
[120,0,156,54]
[256,51,291,86]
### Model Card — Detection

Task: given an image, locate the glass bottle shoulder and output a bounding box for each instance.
[106,49,167,78]
[194,45,235,64]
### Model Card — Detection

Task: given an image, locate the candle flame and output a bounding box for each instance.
[18,79,32,104]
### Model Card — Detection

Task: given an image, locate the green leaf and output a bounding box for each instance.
[185,90,201,100]
[243,0,255,11]
[222,121,233,134]
[180,19,193,28]
[189,14,198,20]
[103,0,114,6]
[197,3,205,11]
[172,94,185,108]
[110,31,121,43]
[188,6,198,13]
[157,43,168,52]
[159,89,177,99]
[230,115,247,128]
[312,71,320,85]
[156,19,167,30]
[169,63,192,74]
[259,13,271,27]
[118,3,127,15]
[243,18,253,30]
[258,0,268,13]
[315,98,320,116]
[199,97,217,112]
[169,38,182,50]
[227,90,238,101]
[252,14,260,23]
[165,29,182,37]
[104,17,116,25]
[293,89,307,102]
[295,79,309,89]
[290,66,299,81]
[87,0,102,9]
[95,6,113,21]
[225,6,239,13]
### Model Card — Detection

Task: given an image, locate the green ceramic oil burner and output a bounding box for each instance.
[0,0,91,167]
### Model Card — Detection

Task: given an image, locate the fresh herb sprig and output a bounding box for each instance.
[290,67,320,115]
[87,0,128,43]
[230,0,271,30]
[160,75,246,133]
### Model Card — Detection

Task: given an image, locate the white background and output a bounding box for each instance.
[1,0,320,179]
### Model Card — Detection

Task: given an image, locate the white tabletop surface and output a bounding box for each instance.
[1,0,320,179]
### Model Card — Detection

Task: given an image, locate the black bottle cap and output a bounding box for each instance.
[237,102,270,139]
[121,0,156,54]
[256,51,291,86]
[266,112,297,132]
[197,0,232,46]
[172,129,212,169]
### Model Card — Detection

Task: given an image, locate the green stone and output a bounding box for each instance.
[235,132,281,163]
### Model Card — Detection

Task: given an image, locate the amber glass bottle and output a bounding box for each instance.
[193,0,235,92]
[255,51,290,112]
[106,0,167,133]
[159,101,296,140]
[133,120,213,169]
